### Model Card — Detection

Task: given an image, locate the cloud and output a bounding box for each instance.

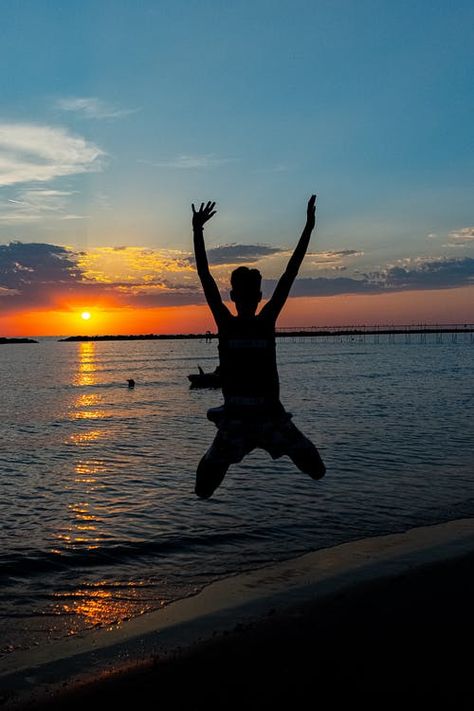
[303,249,365,272]
[205,244,283,265]
[0,286,18,296]
[77,246,194,286]
[308,249,364,259]
[0,123,104,187]
[57,97,138,120]
[262,276,377,298]
[0,242,81,289]
[0,212,43,224]
[140,154,235,169]
[13,189,74,210]
[262,257,474,298]
[446,227,474,246]
[0,242,205,313]
[0,242,90,311]
[2,243,473,315]
[0,188,86,224]
[379,257,474,290]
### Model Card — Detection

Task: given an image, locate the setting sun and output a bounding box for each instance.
[81,312,91,320]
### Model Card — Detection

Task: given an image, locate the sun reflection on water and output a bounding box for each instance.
[69,430,105,444]
[54,496,101,550]
[51,340,148,634]
[72,392,106,420]
[75,393,101,407]
[73,342,98,387]
[75,458,107,485]
[71,409,107,420]
[71,345,107,422]
[53,581,154,629]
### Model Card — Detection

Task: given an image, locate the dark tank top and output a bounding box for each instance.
[218,312,283,417]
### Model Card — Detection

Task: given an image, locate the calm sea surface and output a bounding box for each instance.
[0,336,473,654]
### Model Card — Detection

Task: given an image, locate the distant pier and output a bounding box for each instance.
[57,324,474,345]
[275,323,474,344]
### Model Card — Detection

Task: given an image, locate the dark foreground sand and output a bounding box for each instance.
[2,519,474,710]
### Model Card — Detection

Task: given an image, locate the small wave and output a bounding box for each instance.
[0,529,264,580]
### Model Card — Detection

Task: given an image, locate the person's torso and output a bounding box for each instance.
[218,312,281,415]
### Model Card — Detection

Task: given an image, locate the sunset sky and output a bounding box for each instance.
[1,0,473,336]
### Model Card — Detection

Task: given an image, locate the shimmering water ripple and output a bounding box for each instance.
[0,338,472,653]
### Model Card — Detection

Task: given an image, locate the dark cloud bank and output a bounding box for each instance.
[202,244,283,265]
[264,258,474,298]
[1,241,473,314]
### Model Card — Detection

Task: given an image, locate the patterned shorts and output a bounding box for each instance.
[203,406,317,466]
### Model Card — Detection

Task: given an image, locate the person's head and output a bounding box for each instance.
[230,266,262,317]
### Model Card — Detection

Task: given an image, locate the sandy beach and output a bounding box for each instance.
[1,518,474,710]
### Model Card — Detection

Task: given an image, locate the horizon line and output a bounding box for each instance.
[3,321,473,342]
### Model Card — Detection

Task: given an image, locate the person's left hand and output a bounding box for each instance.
[306,194,316,230]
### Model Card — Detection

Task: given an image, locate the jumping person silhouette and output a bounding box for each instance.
[192,196,326,498]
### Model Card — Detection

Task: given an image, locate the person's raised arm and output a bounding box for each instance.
[192,201,229,325]
[261,195,316,321]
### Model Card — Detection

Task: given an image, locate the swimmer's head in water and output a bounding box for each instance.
[230,266,262,317]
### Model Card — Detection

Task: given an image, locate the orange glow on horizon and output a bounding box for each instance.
[276,286,474,328]
[1,286,473,337]
[5,303,216,337]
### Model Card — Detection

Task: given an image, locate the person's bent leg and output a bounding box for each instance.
[195,419,252,498]
[195,428,237,499]
[195,453,229,499]
[281,421,326,480]
[288,439,326,479]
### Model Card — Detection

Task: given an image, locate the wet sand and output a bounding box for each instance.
[2,519,474,709]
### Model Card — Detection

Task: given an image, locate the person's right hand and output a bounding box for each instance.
[192,201,216,229]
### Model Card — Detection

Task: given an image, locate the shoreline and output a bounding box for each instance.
[1,517,474,708]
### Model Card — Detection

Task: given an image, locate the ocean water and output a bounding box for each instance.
[0,336,473,655]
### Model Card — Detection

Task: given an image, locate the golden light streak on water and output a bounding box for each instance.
[68,430,105,444]
[53,582,154,628]
[75,393,102,407]
[71,409,107,420]
[73,342,97,387]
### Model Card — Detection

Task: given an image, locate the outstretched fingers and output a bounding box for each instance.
[192,201,216,214]
[192,200,217,226]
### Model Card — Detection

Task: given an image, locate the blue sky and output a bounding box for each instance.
[0,0,473,321]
